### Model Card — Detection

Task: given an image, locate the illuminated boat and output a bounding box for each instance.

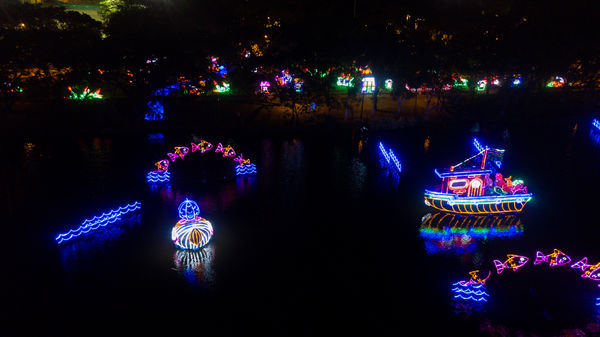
[424,140,532,215]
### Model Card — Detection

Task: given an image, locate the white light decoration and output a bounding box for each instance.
[172,217,214,250]
[362,77,376,93]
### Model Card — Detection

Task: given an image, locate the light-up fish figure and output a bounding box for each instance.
[572,257,592,272]
[459,270,491,286]
[534,249,572,267]
[493,254,529,274]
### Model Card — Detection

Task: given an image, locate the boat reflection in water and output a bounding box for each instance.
[420,212,523,255]
[172,244,215,286]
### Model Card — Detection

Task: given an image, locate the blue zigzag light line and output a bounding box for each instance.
[451,288,489,296]
[235,163,258,176]
[147,171,171,183]
[55,202,142,244]
[453,294,488,302]
[379,142,401,173]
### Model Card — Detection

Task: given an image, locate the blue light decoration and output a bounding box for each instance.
[146,170,171,183]
[55,202,142,244]
[473,138,503,169]
[451,282,490,302]
[235,163,258,176]
[147,133,165,143]
[378,142,402,173]
[590,119,600,146]
[361,77,376,93]
[511,76,522,87]
[178,198,201,220]
[145,81,190,121]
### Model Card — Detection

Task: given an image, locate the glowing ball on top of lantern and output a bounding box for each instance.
[172,199,214,250]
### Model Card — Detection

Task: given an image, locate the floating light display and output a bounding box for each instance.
[593,119,600,131]
[235,163,258,176]
[534,249,571,267]
[151,139,257,177]
[378,142,402,173]
[451,282,490,302]
[178,198,201,220]
[146,170,171,183]
[55,202,142,244]
[404,83,452,93]
[546,76,566,88]
[67,86,103,100]
[172,199,213,250]
[336,73,354,87]
[210,57,228,77]
[425,142,530,214]
[493,254,528,274]
[384,79,393,90]
[147,133,164,143]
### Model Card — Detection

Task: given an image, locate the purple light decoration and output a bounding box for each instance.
[493,254,529,274]
[533,249,572,267]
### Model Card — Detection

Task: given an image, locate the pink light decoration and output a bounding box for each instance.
[167,152,179,162]
[222,145,236,157]
[234,154,251,166]
[571,257,591,271]
[533,249,571,267]
[155,159,169,172]
[459,270,491,286]
[191,140,213,153]
[175,146,189,159]
[215,143,225,154]
[493,254,529,274]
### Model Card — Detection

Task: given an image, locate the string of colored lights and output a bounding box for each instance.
[55,202,142,244]
[67,86,103,100]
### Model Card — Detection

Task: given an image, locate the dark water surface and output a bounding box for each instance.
[3,116,600,336]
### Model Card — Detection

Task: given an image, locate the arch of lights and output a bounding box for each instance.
[147,139,257,184]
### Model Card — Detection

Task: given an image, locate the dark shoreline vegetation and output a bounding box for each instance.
[2,0,600,136]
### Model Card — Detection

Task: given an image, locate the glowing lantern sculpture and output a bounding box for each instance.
[260,81,271,93]
[546,76,566,88]
[385,79,393,90]
[362,77,376,93]
[172,199,214,250]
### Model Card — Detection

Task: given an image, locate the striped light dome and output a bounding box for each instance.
[171,217,213,250]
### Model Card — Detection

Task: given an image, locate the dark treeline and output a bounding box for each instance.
[1,0,599,116]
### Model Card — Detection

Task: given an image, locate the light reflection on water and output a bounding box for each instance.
[59,213,141,272]
[172,245,215,286]
[420,212,523,255]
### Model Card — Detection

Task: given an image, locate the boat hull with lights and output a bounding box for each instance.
[424,139,532,215]
[424,190,532,214]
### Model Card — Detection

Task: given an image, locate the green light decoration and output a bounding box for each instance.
[213,81,230,93]
[67,86,103,100]
[453,77,468,89]
[385,79,393,90]
[337,73,354,87]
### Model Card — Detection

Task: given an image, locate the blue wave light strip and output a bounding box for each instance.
[235,163,258,176]
[593,119,600,131]
[451,282,489,302]
[379,142,401,173]
[147,171,171,183]
[55,202,142,244]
